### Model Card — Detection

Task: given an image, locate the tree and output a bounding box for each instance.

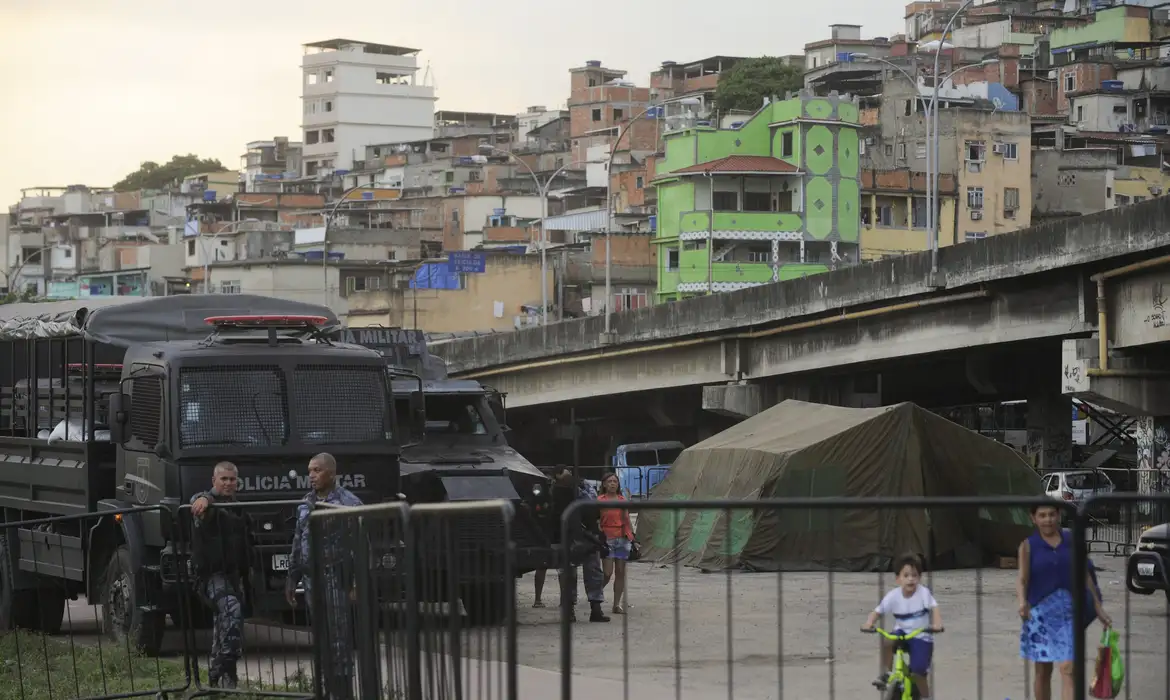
[113,154,226,192]
[714,57,805,114]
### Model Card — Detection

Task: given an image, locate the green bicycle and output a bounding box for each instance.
[861,625,944,700]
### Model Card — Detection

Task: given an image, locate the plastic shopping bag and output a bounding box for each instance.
[1090,628,1125,699]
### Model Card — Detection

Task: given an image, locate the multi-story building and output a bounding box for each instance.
[567,60,654,174]
[300,39,437,177]
[805,24,894,73]
[241,137,303,192]
[516,106,567,145]
[653,91,862,301]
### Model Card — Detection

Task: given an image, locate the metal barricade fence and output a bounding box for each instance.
[309,499,517,700]
[173,501,317,699]
[1077,468,1164,556]
[1073,493,1170,700]
[0,506,192,700]
[555,495,1170,700]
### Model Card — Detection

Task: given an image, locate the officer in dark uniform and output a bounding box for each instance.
[190,461,254,689]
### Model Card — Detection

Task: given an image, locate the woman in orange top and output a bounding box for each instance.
[598,472,635,614]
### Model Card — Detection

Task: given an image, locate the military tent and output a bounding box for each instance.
[637,400,1040,572]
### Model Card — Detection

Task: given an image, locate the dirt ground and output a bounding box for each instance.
[513,559,1170,700]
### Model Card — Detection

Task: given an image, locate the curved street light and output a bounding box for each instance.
[5,244,71,295]
[322,184,402,306]
[201,218,259,294]
[493,149,585,326]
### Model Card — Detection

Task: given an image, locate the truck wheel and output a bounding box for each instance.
[100,545,165,655]
[461,581,511,626]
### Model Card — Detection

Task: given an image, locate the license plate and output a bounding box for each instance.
[1137,562,1155,577]
[271,554,290,571]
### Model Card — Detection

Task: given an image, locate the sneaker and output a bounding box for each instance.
[872,673,890,691]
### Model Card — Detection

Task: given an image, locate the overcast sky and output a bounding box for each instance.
[0,0,908,205]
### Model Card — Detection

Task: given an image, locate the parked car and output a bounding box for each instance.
[1126,523,1170,602]
[1042,469,1120,521]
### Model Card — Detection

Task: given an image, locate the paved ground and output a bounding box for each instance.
[515,560,1169,700]
[41,557,1170,699]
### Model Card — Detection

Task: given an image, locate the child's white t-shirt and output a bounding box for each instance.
[874,586,938,642]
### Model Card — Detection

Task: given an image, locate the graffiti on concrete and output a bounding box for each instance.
[1144,282,1167,328]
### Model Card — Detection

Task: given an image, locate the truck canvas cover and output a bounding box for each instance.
[0,295,341,347]
[638,400,1040,572]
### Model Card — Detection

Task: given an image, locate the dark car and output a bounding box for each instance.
[1126,522,1170,602]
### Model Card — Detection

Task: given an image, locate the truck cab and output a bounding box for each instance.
[0,296,408,653]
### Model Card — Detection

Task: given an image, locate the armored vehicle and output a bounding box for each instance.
[0,296,410,653]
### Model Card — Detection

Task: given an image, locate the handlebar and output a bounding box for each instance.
[861,626,944,640]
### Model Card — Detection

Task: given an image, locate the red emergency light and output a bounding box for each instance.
[204,315,329,328]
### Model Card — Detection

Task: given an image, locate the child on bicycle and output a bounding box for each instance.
[862,553,943,700]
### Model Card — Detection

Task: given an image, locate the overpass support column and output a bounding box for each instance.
[1027,393,1073,472]
[702,381,764,420]
[1134,418,1170,520]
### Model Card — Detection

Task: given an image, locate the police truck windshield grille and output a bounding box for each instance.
[293,365,388,444]
[180,366,289,448]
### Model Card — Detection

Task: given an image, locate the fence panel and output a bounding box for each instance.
[1074,492,1170,700]
[0,506,192,700]
[309,499,517,700]
[174,501,317,699]
[553,495,1169,700]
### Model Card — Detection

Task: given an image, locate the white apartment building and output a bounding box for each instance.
[301,39,437,177]
[516,105,566,139]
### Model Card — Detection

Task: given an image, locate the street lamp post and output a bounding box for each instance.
[201,219,259,294]
[5,244,69,296]
[493,150,584,326]
[603,103,665,338]
[928,0,979,276]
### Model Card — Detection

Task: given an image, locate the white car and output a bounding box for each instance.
[1043,470,1119,521]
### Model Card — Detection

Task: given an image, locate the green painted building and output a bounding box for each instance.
[654,92,861,299]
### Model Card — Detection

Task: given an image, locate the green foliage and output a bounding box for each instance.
[0,288,39,305]
[113,153,226,192]
[714,57,804,114]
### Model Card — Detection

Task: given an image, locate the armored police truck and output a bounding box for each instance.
[0,296,409,654]
[340,328,560,620]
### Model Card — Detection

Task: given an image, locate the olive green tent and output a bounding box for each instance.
[637,400,1040,572]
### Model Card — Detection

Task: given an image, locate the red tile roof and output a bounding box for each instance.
[671,155,800,175]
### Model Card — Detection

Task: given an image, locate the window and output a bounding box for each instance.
[307,72,318,85]
[666,249,680,271]
[322,128,335,143]
[219,280,241,294]
[897,143,907,160]
[588,78,597,87]
[324,70,333,83]
[884,144,893,157]
[877,205,894,227]
[775,190,793,212]
[324,101,333,112]
[293,366,388,444]
[614,108,624,120]
[1004,187,1020,217]
[1106,186,1113,199]
[346,276,366,294]
[1076,105,1084,122]
[713,191,738,210]
[612,287,648,311]
[781,132,794,158]
[375,72,398,84]
[636,176,644,189]
[187,240,195,256]
[1002,142,1018,160]
[445,171,455,183]
[305,130,320,145]
[592,108,602,122]
[911,197,927,228]
[683,240,705,251]
[743,191,772,212]
[966,141,986,162]
[306,161,319,176]
[965,231,988,241]
[179,366,288,448]
[62,248,71,258]
[1112,104,1128,115]
[1064,71,1076,93]
[915,142,927,159]
[747,246,771,263]
[967,186,984,210]
[422,395,488,436]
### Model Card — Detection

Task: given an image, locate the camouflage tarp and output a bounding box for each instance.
[638,400,1040,572]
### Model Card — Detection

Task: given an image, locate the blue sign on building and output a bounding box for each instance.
[448,251,486,274]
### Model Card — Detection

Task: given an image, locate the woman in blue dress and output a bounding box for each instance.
[1016,503,1111,700]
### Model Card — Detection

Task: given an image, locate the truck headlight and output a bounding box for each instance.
[532,484,543,498]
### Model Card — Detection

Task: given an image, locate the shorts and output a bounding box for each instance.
[892,630,933,676]
[606,537,631,560]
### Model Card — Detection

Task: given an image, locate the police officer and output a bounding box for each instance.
[285,453,363,699]
[554,468,610,623]
[189,461,253,689]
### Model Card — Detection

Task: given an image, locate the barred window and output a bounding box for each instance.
[179,366,288,448]
[293,365,388,444]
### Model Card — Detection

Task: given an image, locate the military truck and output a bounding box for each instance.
[0,296,413,654]
[340,328,560,620]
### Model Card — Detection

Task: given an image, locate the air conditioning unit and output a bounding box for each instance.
[970,210,983,220]
[992,143,1005,155]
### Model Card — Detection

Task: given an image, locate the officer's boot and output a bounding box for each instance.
[589,601,610,622]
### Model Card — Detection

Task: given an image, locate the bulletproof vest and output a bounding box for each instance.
[191,505,251,577]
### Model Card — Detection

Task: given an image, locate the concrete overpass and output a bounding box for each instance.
[436,197,1170,421]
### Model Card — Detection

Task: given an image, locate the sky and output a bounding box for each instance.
[0,0,908,206]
